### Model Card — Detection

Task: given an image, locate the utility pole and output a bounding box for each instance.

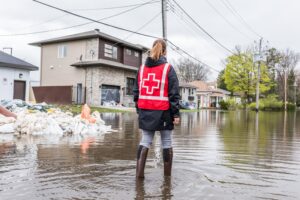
[255,38,263,112]
[162,0,167,40]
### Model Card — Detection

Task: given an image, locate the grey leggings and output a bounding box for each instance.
[139,129,172,149]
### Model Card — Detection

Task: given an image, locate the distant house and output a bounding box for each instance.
[189,81,231,108]
[179,83,197,103]
[30,29,148,106]
[0,51,38,101]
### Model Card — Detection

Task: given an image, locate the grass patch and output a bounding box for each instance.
[57,104,128,114]
[180,109,199,112]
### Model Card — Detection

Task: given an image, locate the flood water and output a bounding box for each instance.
[0,110,300,200]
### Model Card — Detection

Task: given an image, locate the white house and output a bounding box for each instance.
[189,81,231,108]
[0,51,38,101]
[179,83,197,103]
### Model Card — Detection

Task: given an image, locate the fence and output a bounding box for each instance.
[33,86,86,105]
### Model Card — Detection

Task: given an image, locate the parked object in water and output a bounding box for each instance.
[179,101,196,110]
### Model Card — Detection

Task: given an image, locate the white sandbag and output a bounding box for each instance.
[0,123,14,133]
[0,115,16,126]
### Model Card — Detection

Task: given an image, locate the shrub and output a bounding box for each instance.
[286,103,296,111]
[219,100,229,110]
[219,98,239,110]
[248,95,284,111]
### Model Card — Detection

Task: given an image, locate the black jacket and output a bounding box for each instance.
[133,56,180,131]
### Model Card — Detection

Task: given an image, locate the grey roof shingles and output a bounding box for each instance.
[0,51,38,71]
[29,29,149,51]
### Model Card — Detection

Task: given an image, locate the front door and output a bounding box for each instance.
[77,83,82,104]
[13,80,26,100]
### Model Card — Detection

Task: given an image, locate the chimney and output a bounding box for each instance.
[3,47,12,55]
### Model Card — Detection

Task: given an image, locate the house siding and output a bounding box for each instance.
[0,67,30,101]
[98,39,123,63]
[123,47,142,67]
[40,38,99,87]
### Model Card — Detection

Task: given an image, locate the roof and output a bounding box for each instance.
[71,59,138,71]
[179,83,197,89]
[189,81,231,95]
[29,29,149,51]
[0,51,38,71]
[189,81,209,91]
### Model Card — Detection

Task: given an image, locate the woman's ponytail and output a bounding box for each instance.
[150,39,166,61]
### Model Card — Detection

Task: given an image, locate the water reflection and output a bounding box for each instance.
[0,111,299,199]
[135,177,172,200]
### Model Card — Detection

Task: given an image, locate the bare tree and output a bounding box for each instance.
[275,49,300,101]
[174,58,209,82]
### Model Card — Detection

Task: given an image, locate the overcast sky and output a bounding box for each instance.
[0,0,300,81]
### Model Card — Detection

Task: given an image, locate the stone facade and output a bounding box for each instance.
[85,66,136,107]
[85,38,99,61]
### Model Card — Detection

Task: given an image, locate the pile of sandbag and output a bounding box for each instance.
[0,102,112,136]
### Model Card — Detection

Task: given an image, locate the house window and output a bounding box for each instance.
[126,78,135,95]
[134,51,139,57]
[126,49,132,55]
[104,44,118,59]
[58,45,67,58]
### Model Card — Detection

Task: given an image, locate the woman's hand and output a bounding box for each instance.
[173,117,180,125]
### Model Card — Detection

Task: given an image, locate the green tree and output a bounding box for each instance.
[217,69,228,91]
[224,50,272,103]
[265,48,281,95]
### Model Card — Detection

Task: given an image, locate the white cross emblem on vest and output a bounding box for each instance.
[142,73,160,94]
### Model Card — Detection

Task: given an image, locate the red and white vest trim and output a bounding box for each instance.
[138,63,171,110]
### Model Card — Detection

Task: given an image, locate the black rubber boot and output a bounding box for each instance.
[163,148,173,176]
[136,145,148,178]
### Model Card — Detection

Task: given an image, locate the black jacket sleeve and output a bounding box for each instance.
[168,66,180,118]
[133,71,139,103]
[133,71,139,113]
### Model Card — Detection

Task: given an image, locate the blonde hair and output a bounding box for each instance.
[150,39,166,61]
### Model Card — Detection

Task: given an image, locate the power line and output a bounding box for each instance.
[18,14,68,31]
[111,12,161,47]
[171,0,234,54]
[7,0,219,72]
[205,0,254,41]
[220,0,262,38]
[167,40,220,72]
[12,1,160,32]
[71,1,159,11]
[0,0,158,37]
[167,0,228,58]
[31,0,159,39]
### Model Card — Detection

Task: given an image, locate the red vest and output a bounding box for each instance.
[138,63,171,110]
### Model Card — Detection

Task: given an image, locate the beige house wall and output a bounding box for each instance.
[40,38,99,87]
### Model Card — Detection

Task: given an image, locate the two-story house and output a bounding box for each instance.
[30,29,148,106]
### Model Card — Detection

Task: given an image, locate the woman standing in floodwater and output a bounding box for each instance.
[133,39,180,178]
